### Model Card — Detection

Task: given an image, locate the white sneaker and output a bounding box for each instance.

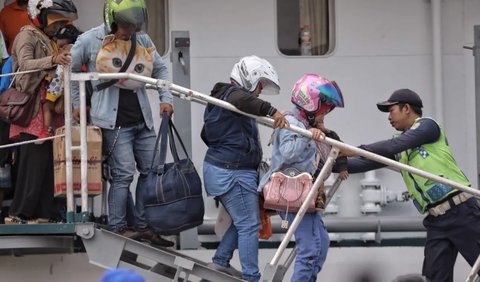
[207,262,243,278]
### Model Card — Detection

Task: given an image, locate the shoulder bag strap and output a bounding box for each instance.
[150,112,170,171]
[95,33,137,91]
[8,70,17,89]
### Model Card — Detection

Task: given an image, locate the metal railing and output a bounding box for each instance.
[66,71,480,282]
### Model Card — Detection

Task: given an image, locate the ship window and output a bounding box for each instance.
[277,0,334,56]
[145,0,169,56]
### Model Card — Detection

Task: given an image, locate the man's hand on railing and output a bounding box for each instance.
[338,170,349,180]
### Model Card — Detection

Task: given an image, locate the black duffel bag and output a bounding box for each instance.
[144,113,204,235]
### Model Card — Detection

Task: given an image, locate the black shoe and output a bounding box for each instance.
[138,229,174,247]
[114,227,141,240]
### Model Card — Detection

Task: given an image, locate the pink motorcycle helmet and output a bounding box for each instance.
[291,74,344,125]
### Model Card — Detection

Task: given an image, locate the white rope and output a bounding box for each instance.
[0,133,65,149]
[0,67,54,78]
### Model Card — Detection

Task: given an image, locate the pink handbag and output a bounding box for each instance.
[263,168,316,213]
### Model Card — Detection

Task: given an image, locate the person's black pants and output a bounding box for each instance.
[423,197,480,282]
[9,133,56,219]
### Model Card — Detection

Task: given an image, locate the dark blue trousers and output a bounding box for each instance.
[422,197,480,282]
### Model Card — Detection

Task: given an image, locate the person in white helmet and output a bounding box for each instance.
[201,55,288,282]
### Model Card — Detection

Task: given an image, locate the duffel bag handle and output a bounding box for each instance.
[150,112,170,171]
[168,118,191,163]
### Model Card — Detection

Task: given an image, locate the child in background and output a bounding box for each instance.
[39,24,80,139]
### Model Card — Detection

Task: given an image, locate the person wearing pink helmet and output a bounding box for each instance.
[258,73,345,282]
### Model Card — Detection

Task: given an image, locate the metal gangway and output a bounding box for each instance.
[2,68,480,281]
[71,71,480,282]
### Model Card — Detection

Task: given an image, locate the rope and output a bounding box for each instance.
[0,67,55,78]
[0,133,65,149]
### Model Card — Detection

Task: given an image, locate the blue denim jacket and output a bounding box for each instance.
[258,114,317,192]
[71,24,173,130]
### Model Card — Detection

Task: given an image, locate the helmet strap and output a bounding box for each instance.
[32,18,42,29]
[307,113,316,127]
[110,22,118,34]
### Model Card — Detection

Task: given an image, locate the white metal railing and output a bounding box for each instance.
[66,72,480,282]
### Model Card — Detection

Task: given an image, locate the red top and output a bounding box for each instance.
[0,2,30,53]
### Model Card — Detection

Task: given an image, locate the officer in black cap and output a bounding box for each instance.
[340,88,480,282]
[376,88,423,112]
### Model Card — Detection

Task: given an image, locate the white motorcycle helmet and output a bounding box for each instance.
[230,55,280,95]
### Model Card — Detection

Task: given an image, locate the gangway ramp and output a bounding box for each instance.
[0,222,245,281]
[76,223,245,282]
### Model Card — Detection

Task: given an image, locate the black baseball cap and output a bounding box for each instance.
[376,89,423,112]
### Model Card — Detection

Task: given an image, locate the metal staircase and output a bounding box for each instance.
[2,72,477,282]
[0,222,245,282]
[76,223,244,282]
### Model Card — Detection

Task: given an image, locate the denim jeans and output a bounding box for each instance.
[213,182,261,282]
[103,123,156,231]
[280,212,329,282]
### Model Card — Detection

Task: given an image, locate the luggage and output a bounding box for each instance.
[144,113,204,235]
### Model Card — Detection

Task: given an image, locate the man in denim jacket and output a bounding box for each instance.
[71,0,173,246]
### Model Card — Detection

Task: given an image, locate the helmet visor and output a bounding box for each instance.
[259,79,280,95]
[114,7,148,32]
[318,81,344,108]
[47,10,78,23]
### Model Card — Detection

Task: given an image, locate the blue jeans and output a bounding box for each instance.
[280,212,329,282]
[213,182,261,282]
[103,123,156,231]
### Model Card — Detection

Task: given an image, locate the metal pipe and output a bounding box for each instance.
[69,73,480,203]
[325,177,342,206]
[63,68,74,221]
[432,0,444,125]
[79,81,88,214]
[470,25,480,282]
[165,81,480,198]
[197,216,426,234]
[466,255,480,282]
[108,73,480,197]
